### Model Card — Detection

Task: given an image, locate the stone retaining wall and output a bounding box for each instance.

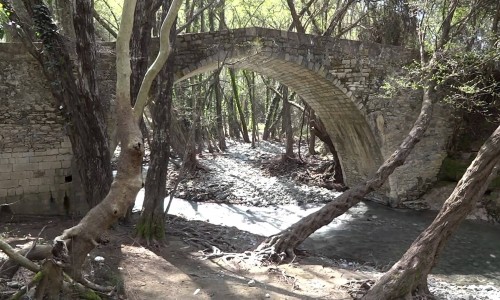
[0,44,72,215]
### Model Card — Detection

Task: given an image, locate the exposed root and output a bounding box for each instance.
[341,279,376,299]
[201,245,278,264]
[79,276,114,293]
[267,267,300,290]
[255,234,297,263]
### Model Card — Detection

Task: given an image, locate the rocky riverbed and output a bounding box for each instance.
[162,140,500,300]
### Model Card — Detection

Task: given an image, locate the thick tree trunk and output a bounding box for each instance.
[257,85,435,257]
[364,126,500,299]
[282,86,294,157]
[229,69,250,143]
[72,0,113,208]
[136,0,176,243]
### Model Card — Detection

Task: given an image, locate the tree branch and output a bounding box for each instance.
[176,0,217,34]
[0,239,40,273]
[93,8,118,38]
[133,0,183,120]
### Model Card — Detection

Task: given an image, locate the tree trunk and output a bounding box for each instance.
[310,114,343,184]
[55,0,76,39]
[243,70,258,147]
[262,89,280,140]
[364,125,500,300]
[226,95,240,139]
[282,86,294,157]
[308,108,317,155]
[256,85,436,258]
[136,0,176,243]
[229,69,250,143]
[214,71,227,150]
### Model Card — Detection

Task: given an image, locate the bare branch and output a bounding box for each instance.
[176,0,218,34]
[0,239,40,273]
[93,8,118,38]
[133,0,184,120]
[323,0,357,37]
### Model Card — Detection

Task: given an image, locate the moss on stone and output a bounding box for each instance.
[438,157,500,190]
[438,157,469,182]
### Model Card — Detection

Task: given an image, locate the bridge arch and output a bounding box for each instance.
[174,34,384,187]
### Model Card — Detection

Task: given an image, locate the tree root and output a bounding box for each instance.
[79,276,114,293]
[255,234,297,263]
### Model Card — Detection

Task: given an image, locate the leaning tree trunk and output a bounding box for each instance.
[136,0,176,243]
[364,125,500,300]
[257,84,436,258]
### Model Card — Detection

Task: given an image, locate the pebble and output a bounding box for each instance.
[248,279,256,287]
[94,256,105,262]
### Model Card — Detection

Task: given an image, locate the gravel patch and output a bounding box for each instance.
[177,140,342,206]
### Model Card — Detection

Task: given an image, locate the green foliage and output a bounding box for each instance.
[435,45,500,122]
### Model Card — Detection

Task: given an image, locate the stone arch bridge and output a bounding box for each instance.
[0,27,452,215]
[173,27,452,202]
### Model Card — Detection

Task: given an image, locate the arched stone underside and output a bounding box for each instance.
[176,50,383,187]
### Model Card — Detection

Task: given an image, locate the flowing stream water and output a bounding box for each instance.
[134,192,500,288]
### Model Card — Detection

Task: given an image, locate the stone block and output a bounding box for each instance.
[0,180,18,189]
[13,163,37,172]
[23,185,39,194]
[0,153,12,159]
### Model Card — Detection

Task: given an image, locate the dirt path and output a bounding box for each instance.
[1,216,360,300]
